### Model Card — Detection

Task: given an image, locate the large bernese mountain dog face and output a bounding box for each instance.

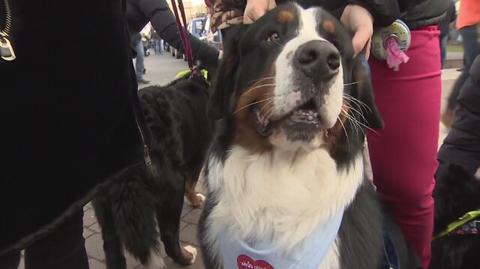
[209,3,382,155]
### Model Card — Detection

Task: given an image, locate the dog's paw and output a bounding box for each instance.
[187,193,206,208]
[183,245,197,264]
[195,193,206,207]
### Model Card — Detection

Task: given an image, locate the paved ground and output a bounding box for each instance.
[17,51,462,269]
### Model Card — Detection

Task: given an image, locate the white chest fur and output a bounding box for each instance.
[205,147,364,268]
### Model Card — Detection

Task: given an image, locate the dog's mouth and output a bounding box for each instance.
[252,98,323,137]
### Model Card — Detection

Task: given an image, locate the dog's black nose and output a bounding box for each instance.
[295,40,340,79]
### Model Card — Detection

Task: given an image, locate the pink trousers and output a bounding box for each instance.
[367,26,441,269]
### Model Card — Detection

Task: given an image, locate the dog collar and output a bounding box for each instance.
[175,68,209,84]
[218,211,343,269]
[434,210,480,240]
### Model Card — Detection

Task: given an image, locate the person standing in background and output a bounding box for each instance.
[440,1,457,68]
[132,31,149,84]
[442,0,480,127]
[133,23,153,85]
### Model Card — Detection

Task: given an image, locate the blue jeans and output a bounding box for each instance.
[448,24,480,110]
[134,40,145,81]
[153,39,163,54]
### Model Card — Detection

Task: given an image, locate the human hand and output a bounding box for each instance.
[340,4,374,58]
[243,0,276,24]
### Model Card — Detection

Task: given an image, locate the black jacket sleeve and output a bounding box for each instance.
[137,0,219,65]
[347,0,400,27]
[437,55,480,175]
[285,0,400,27]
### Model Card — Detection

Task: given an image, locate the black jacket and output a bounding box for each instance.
[0,0,143,254]
[440,1,457,36]
[437,55,480,177]
[126,0,219,66]
[278,0,450,28]
[351,0,450,29]
[222,0,449,29]
[397,0,450,29]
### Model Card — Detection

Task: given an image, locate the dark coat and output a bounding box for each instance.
[219,0,449,28]
[311,0,450,28]
[0,0,143,254]
[437,55,480,177]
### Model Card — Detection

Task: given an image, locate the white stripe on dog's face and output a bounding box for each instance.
[273,7,343,128]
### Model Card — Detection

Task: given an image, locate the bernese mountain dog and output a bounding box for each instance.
[93,74,213,268]
[199,3,418,269]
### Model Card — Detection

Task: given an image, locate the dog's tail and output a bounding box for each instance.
[112,170,160,265]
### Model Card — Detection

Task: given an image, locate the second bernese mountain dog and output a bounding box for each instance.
[93,74,213,268]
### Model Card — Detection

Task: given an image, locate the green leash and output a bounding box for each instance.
[433,210,480,240]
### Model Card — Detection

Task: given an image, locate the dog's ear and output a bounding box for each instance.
[351,54,383,129]
[208,25,247,119]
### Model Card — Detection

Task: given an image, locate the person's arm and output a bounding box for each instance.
[137,0,219,65]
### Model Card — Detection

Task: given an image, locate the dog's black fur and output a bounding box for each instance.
[93,75,214,268]
[430,165,480,269]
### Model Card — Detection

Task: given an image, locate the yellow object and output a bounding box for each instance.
[433,210,480,240]
[175,69,209,82]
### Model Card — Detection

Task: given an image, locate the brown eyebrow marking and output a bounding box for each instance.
[323,20,335,33]
[277,10,294,23]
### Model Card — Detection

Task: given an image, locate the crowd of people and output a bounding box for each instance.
[0,0,479,268]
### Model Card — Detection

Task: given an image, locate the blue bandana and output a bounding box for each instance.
[218,211,343,269]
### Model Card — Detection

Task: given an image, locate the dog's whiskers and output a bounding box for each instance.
[336,115,350,145]
[243,83,277,96]
[247,76,276,86]
[341,109,363,138]
[343,94,372,112]
[341,104,377,134]
[344,103,368,125]
[343,81,363,87]
[234,97,274,114]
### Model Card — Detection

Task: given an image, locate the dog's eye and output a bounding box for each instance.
[266,32,280,42]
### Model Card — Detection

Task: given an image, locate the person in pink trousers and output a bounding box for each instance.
[367,25,442,268]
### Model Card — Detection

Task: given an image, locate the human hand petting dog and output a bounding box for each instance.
[243,1,374,58]
[243,0,276,24]
[340,4,374,58]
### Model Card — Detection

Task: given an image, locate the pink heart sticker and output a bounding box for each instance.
[237,254,274,269]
